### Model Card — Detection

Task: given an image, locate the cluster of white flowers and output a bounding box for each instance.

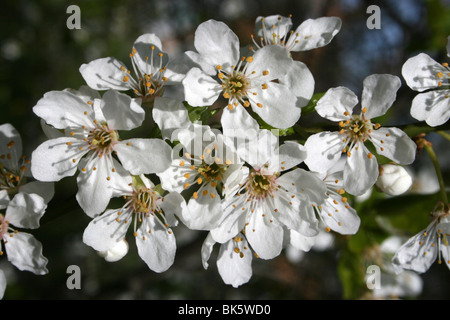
[1,15,449,297]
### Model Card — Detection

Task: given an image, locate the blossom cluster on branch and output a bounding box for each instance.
[1,14,449,298]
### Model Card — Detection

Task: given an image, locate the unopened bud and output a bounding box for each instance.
[99,239,129,262]
[376,164,412,196]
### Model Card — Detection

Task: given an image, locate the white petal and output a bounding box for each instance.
[159,191,186,227]
[268,141,307,173]
[183,67,222,107]
[250,82,299,129]
[184,50,218,76]
[79,57,130,91]
[76,155,114,217]
[5,192,46,229]
[255,15,292,41]
[217,235,252,288]
[344,143,378,196]
[245,209,283,260]
[315,87,358,121]
[33,90,94,129]
[201,232,216,270]
[31,137,88,182]
[153,97,191,141]
[115,138,172,175]
[211,196,247,243]
[279,168,327,205]
[157,159,192,193]
[288,229,316,252]
[238,129,278,169]
[185,187,224,230]
[246,45,293,81]
[279,60,315,109]
[392,223,438,274]
[194,19,240,71]
[304,131,345,173]
[289,17,342,51]
[132,33,166,75]
[402,53,446,92]
[0,269,6,299]
[221,104,260,143]
[100,90,144,131]
[320,195,361,235]
[19,181,55,205]
[5,232,48,275]
[370,127,417,165]
[410,90,450,127]
[361,74,401,119]
[136,217,176,273]
[82,209,130,252]
[0,123,22,162]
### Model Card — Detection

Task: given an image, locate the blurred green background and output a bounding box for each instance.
[1,0,450,299]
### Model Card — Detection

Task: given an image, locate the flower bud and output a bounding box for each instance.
[376,164,412,196]
[99,239,129,262]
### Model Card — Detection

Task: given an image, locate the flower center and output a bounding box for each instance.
[437,62,450,88]
[221,71,250,102]
[87,123,118,156]
[0,141,28,195]
[339,114,375,143]
[243,169,278,200]
[129,187,161,215]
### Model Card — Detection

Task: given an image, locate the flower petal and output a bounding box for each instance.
[255,15,292,41]
[5,232,48,275]
[153,97,191,141]
[183,67,222,107]
[5,192,46,229]
[361,74,401,119]
[132,33,167,75]
[79,57,130,91]
[185,186,224,230]
[136,217,176,273]
[410,90,450,127]
[76,155,114,217]
[82,209,130,252]
[246,45,293,81]
[320,195,361,235]
[344,143,379,196]
[304,131,346,174]
[279,60,315,109]
[201,232,216,269]
[402,53,446,92]
[288,17,342,51]
[245,208,283,260]
[250,81,299,129]
[19,181,55,205]
[288,229,316,252]
[370,127,417,165]
[392,223,438,274]
[217,235,252,288]
[100,90,144,131]
[115,138,172,175]
[194,19,240,71]
[31,137,88,182]
[315,87,358,121]
[33,90,93,130]
[0,269,6,299]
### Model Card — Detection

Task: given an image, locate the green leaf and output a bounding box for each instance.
[183,102,218,124]
[301,92,326,116]
[257,117,295,137]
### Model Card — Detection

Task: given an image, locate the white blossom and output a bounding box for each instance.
[392,206,450,274]
[80,34,184,105]
[304,74,417,196]
[31,87,172,217]
[376,164,413,196]
[183,19,302,129]
[402,36,450,126]
[83,174,186,273]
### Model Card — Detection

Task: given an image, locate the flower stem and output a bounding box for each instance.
[437,130,450,142]
[423,141,448,208]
